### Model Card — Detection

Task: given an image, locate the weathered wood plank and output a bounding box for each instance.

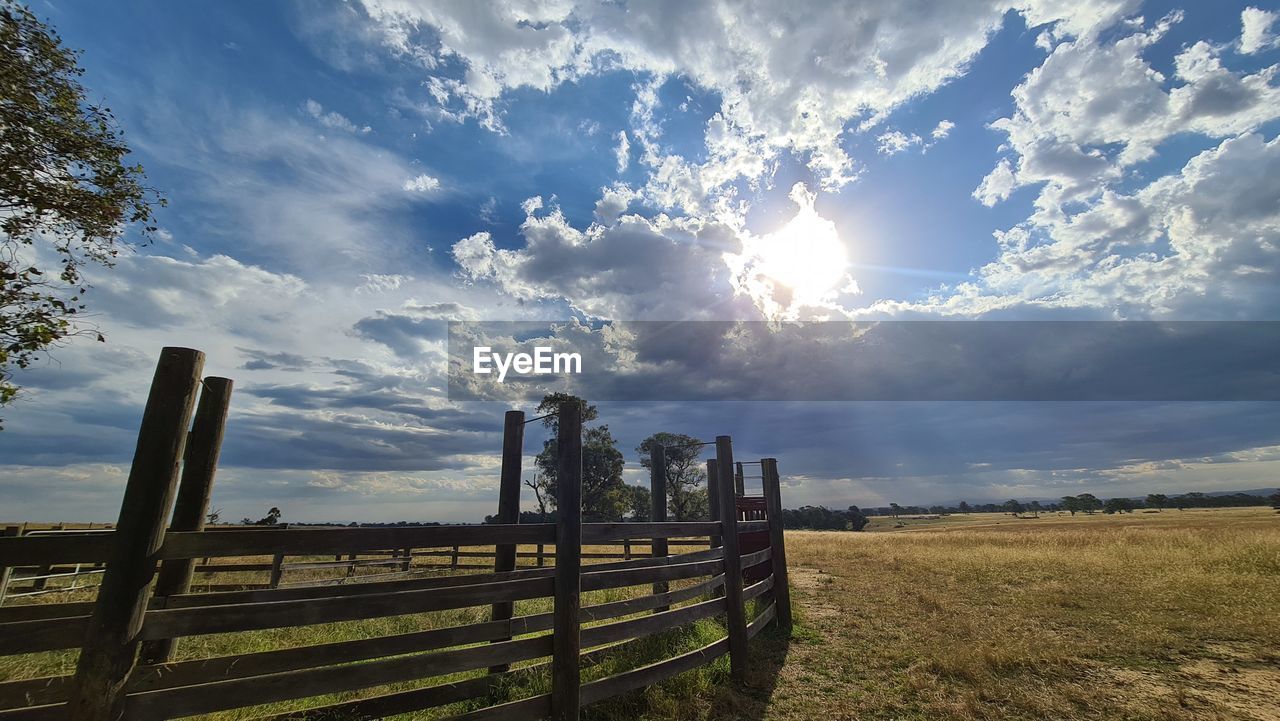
[440,693,551,721]
[582,574,724,622]
[130,615,539,692]
[191,562,275,573]
[70,346,206,721]
[743,574,774,603]
[739,546,772,571]
[582,597,725,648]
[249,672,504,720]
[139,576,554,639]
[0,601,94,623]
[715,435,749,680]
[158,524,555,560]
[164,563,558,608]
[761,457,792,630]
[0,616,90,654]
[0,534,113,567]
[0,676,68,711]
[580,557,723,592]
[0,702,65,720]
[649,444,670,611]
[125,635,554,721]
[579,637,730,706]
[141,375,234,664]
[490,410,525,673]
[747,602,777,638]
[581,522,718,543]
[552,400,582,721]
[586,546,723,574]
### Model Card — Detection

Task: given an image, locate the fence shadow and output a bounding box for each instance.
[708,624,792,721]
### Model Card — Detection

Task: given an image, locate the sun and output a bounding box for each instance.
[751,183,849,305]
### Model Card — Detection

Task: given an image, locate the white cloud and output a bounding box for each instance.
[479,196,499,224]
[594,183,636,224]
[357,273,412,294]
[982,14,1280,218]
[614,130,630,173]
[1240,7,1279,54]
[403,173,441,192]
[892,132,1280,319]
[931,119,956,139]
[350,0,1141,200]
[451,200,751,320]
[877,130,923,156]
[303,98,372,134]
[974,158,1018,207]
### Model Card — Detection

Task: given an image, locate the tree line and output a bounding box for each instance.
[775,491,1279,531]
[487,393,715,524]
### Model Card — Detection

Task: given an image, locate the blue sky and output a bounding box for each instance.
[2,0,1280,523]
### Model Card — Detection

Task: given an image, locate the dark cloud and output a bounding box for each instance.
[237,347,314,371]
[448,321,1280,402]
[351,311,448,358]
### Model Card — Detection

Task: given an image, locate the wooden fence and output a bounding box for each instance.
[0,347,791,720]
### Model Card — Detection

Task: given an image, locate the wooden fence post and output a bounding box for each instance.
[715,435,749,680]
[68,347,205,720]
[649,444,669,612]
[31,523,62,591]
[706,459,721,550]
[490,409,525,673]
[139,375,232,664]
[401,547,412,572]
[0,524,24,606]
[268,553,286,589]
[761,458,792,631]
[734,462,745,497]
[551,401,582,721]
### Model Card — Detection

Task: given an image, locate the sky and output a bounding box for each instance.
[2,0,1280,523]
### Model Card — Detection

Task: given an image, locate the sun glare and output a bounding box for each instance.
[753,184,849,304]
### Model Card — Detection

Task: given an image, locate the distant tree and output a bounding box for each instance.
[781,505,856,530]
[1268,491,1280,510]
[242,507,282,526]
[1076,493,1103,514]
[533,393,626,521]
[1145,493,1168,510]
[1179,492,1207,510]
[524,475,552,520]
[623,484,651,521]
[1003,499,1025,516]
[889,502,901,519]
[205,508,221,525]
[637,432,710,521]
[1060,496,1080,515]
[1,3,165,415]
[1104,497,1136,514]
[957,501,970,514]
[846,505,869,531]
[1028,500,1042,518]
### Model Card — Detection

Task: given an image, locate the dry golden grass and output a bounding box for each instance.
[3,510,1277,720]
[727,507,1280,721]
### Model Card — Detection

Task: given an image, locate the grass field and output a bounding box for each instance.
[2,507,1277,720]
[710,506,1280,721]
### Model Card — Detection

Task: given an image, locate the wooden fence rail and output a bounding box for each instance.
[0,348,791,720]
